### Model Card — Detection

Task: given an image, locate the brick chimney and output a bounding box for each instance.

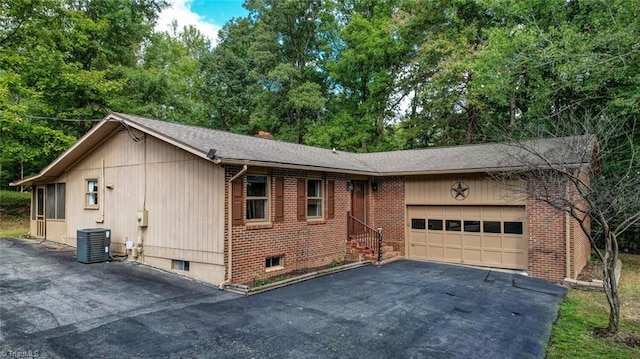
[256,131,274,140]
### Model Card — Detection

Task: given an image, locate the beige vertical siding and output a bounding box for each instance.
[60,128,225,283]
[405,174,525,206]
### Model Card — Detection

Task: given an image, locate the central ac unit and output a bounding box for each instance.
[76,228,111,263]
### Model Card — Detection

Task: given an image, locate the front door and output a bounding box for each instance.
[351,181,366,233]
[35,186,46,238]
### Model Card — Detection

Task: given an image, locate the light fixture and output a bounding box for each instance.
[106,184,114,190]
[347,180,353,191]
[371,182,378,191]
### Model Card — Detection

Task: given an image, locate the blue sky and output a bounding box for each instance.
[156,0,249,45]
[190,0,248,25]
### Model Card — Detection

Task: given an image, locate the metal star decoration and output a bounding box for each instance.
[451,182,470,200]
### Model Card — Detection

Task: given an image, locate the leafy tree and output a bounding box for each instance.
[242,0,330,143]
[200,17,258,133]
[495,115,639,335]
[311,0,408,152]
[0,0,167,187]
[111,23,213,125]
[397,0,499,147]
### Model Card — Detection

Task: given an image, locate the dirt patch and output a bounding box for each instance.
[593,327,640,348]
[578,260,603,281]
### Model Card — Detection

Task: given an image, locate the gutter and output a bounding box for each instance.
[219,165,247,290]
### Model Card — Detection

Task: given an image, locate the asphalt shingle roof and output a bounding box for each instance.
[114,113,593,175]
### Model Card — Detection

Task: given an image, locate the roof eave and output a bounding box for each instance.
[217,159,378,176]
[10,115,123,187]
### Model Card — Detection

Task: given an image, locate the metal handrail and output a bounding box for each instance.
[347,212,382,261]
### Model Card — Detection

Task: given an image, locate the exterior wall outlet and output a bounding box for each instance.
[137,210,148,227]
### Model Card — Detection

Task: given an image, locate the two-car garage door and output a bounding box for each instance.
[407,206,527,270]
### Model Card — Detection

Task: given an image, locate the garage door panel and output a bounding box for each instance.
[410,230,427,245]
[427,232,444,245]
[408,205,527,270]
[410,243,427,258]
[427,246,444,259]
[443,234,462,246]
[444,248,462,261]
[482,236,502,249]
[464,235,481,247]
[502,252,523,267]
[463,249,482,263]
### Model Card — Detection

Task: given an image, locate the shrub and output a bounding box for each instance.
[0,190,30,217]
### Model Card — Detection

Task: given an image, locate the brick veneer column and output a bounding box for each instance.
[527,179,567,282]
[370,176,405,254]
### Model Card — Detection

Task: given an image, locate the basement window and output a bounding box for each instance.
[265,255,283,271]
[173,260,190,271]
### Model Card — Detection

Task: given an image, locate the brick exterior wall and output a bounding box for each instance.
[370,177,406,254]
[571,215,591,278]
[570,170,592,278]
[224,166,350,285]
[527,179,567,282]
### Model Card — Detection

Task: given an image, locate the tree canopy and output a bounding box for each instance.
[1,0,638,189]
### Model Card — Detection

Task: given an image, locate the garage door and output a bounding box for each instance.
[407,206,527,270]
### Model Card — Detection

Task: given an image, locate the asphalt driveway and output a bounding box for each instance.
[0,237,566,358]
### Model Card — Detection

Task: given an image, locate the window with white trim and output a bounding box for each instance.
[246,175,269,221]
[265,255,283,269]
[85,179,99,208]
[173,260,190,271]
[307,178,323,218]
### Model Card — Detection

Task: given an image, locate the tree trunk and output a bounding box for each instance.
[509,93,516,127]
[602,231,620,334]
[466,105,474,144]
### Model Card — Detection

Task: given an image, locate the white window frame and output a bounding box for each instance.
[307,178,323,219]
[173,260,190,271]
[246,174,270,222]
[265,255,284,272]
[85,179,99,209]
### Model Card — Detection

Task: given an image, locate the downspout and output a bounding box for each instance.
[219,165,247,290]
[97,158,105,223]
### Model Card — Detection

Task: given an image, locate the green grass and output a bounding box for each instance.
[546,253,640,358]
[0,190,30,238]
[0,216,30,238]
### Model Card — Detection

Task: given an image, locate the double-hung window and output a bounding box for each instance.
[307,178,323,218]
[86,179,99,208]
[246,175,269,221]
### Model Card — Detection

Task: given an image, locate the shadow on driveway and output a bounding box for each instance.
[0,237,565,358]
